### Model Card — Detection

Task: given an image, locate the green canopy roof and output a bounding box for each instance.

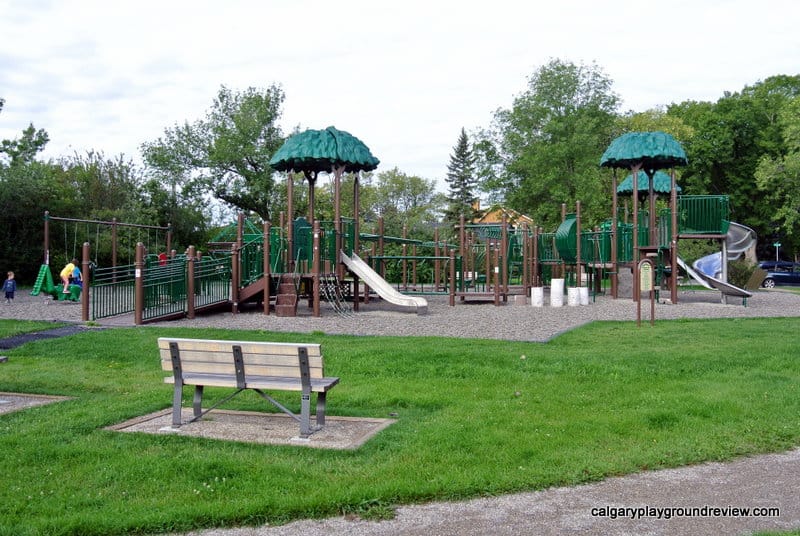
[617,170,681,196]
[269,126,380,174]
[600,131,688,170]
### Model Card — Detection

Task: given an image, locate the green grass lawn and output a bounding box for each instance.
[1,318,799,535]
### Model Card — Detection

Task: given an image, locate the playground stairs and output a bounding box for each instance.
[274,274,298,317]
[239,277,267,303]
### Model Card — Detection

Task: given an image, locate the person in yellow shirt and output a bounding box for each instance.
[60,258,77,293]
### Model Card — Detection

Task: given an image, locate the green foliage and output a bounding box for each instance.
[141,85,286,221]
[477,59,620,230]
[1,319,800,534]
[668,75,800,259]
[727,259,758,288]
[755,95,800,258]
[444,128,478,226]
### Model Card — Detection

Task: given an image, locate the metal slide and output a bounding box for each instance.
[676,256,714,290]
[340,251,428,315]
[688,221,756,299]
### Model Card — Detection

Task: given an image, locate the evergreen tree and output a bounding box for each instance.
[444,127,478,225]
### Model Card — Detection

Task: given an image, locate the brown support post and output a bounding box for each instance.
[449,248,456,306]
[43,211,50,265]
[632,167,640,302]
[134,242,144,325]
[186,245,196,320]
[312,220,321,317]
[493,248,500,306]
[559,203,567,279]
[501,215,508,300]
[533,226,540,287]
[649,171,657,247]
[434,228,441,291]
[670,169,679,304]
[521,223,529,294]
[166,224,172,255]
[230,243,239,314]
[459,215,466,276]
[81,242,90,322]
[236,212,243,251]
[576,201,582,288]
[378,217,385,279]
[287,172,294,272]
[111,218,117,271]
[611,170,618,299]
[353,172,360,311]
[402,225,408,291]
[264,222,271,315]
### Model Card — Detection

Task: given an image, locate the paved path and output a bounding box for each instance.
[188,448,800,536]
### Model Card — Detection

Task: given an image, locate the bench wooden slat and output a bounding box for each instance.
[164,374,339,392]
[158,351,326,376]
[162,361,325,379]
[157,338,321,356]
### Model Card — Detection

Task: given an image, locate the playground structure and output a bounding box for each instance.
[36,130,757,325]
[47,186,753,326]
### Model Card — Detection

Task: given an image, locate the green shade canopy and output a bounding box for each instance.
[269,126,380,174]
[617,170,681,196]
[600,131,688,170]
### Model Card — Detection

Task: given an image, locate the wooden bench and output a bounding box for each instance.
[157,337,339,437]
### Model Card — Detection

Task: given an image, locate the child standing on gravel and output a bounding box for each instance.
[3,271,16,305]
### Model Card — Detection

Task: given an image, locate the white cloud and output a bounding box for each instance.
[1,0,799,188]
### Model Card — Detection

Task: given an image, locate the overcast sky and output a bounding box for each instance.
[1,0,799,191]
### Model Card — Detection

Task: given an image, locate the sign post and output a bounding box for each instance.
[774,242,781,261]
[637,259,655,327]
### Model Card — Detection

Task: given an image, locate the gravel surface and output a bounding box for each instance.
[3,287,800,535]
[4,287,800,343]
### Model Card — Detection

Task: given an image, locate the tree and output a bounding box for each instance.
[668,75,800,257]
[369,167,441,239]
[755,95,800,259]
[1,123,50,166]
[477,59,620,230]
[444,128,478,225]
[141,85,286,221]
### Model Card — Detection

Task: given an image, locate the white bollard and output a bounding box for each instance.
[550,278,564,307]
[531,287,544,307]
[579,286,590,306]
[567,287,580,306]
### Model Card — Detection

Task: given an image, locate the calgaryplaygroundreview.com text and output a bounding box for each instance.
[591,504,780,520]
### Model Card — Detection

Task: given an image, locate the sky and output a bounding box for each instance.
[1,0,799,193]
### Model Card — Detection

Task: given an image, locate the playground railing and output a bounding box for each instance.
[677,195,730,235]
[142,257,187,321]
[194,255,231,309]
[91,263,136,320]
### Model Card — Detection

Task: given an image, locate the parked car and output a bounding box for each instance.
[758,261,800,288]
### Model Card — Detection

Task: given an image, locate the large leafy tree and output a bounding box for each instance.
[368,167,442,239]
[477,59,620,230]
[668,75,800,256]
[141,85,286,221]
[755,95,800,259]
[444,127,478,225]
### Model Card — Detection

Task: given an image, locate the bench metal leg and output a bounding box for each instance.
[193,385,204,420]
[172,383,183,427]
[315,392,327,426]
[299,391,312,438]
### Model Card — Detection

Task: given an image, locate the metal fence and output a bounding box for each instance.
[91,263,136,320]
[142,257,187,321]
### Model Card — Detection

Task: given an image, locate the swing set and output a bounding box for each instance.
[31,211,172,304]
